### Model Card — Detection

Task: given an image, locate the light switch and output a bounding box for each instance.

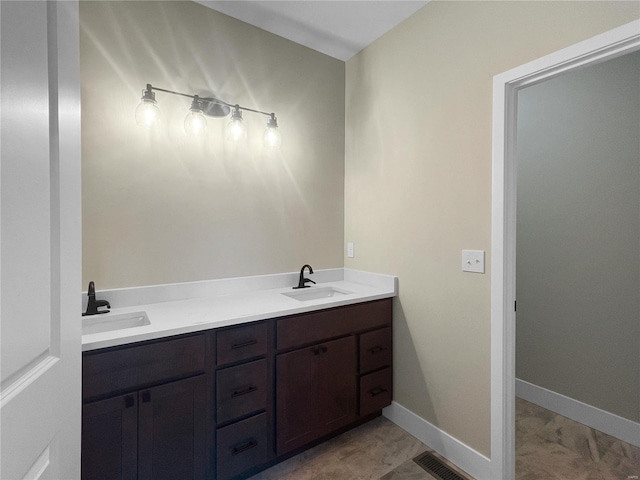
[347,242,354,258]
[462,250,485,273]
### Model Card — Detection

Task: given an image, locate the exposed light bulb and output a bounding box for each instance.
[184,97,207,136]
[225,106,247,142]
[135,87,160,127]
[263,114,281,148]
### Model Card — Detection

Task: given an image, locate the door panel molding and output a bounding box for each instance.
[0,353,58,408]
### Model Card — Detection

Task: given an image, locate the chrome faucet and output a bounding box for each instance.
[293,264,316,289]
[83,281,111,316]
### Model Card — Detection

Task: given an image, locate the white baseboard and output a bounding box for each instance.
[383,401,494,480]
[516,379,640,448]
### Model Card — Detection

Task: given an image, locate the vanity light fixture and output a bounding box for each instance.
[135,84,280,147]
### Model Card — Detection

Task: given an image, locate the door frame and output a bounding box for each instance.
[490,20,640,480]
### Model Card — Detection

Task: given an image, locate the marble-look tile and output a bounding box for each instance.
[516,397,556,424]
[516,397,640,480]
[595,441,640,480]
[335,417,426,479]
[275,455,366,480]
[517,433,597,480]
[516,397,556,445]
[246,416,439,480]
[535,415,601,462]
[250,400,637,480]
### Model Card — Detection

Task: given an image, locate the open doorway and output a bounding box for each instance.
[490,20,640,480]
[514,50,640,479]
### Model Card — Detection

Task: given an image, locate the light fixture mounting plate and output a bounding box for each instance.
[201,99,231,118]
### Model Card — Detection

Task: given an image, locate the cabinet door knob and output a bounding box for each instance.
[231,439,258,456]
[141,391,151,403]
[124,395,135,408]
[368,346,385,354]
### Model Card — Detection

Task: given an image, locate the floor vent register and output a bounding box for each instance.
[413,451,468,480]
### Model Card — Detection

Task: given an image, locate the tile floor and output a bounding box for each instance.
[247,399,640,479]
[246,416,470,480]
[516,397,640,480]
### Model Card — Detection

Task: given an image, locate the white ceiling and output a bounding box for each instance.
[197,1,430,61]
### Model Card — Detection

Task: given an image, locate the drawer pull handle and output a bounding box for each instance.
[124,395,135,408]
[142,391,151,403]
[368,346,386,354]
[231,385,258,398]
[368,387,388,397]
[231,339,258,350]
[231,440,258,456]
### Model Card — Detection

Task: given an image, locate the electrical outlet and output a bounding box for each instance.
[347,242,354,258]
[462,250,485,273]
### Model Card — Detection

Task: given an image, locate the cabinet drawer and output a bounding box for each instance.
[217,322,267,366]
[216,359,268,424]
[359,327,392,374]
[277,299,392,350]
[83,334,206,400]
[360,367,392,417]
[216,412,268,480]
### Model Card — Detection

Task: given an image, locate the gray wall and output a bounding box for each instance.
[516,51,640,422]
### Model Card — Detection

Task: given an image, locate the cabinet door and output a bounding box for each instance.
[82,394,137,480]
[276,336,356,455]
[138,376,208,480]
[276,345,319,455]
[316,336,357,435]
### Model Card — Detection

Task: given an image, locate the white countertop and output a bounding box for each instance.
[82,269,397,351]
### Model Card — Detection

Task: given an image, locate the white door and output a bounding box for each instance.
[1,1,81,479]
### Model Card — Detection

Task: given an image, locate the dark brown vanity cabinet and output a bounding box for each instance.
[82,333,209,480]
[82,298,392,480]
[215,322,270,480]
[275,298,392,457]
[276,335,357,455]
[359,326,392,416]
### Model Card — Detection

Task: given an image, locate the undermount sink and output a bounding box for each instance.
[82,312,150,335]
[282,286,352,302]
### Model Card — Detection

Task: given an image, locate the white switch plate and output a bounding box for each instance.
[462,250,485,273]
[347,242,354,258]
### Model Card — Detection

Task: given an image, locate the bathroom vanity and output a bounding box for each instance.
[81,271,395,480]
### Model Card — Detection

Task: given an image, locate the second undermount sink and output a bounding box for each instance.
[282,286,353,302]
[82,311,150,335]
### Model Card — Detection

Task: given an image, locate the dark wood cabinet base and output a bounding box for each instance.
[82,298,392,480]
